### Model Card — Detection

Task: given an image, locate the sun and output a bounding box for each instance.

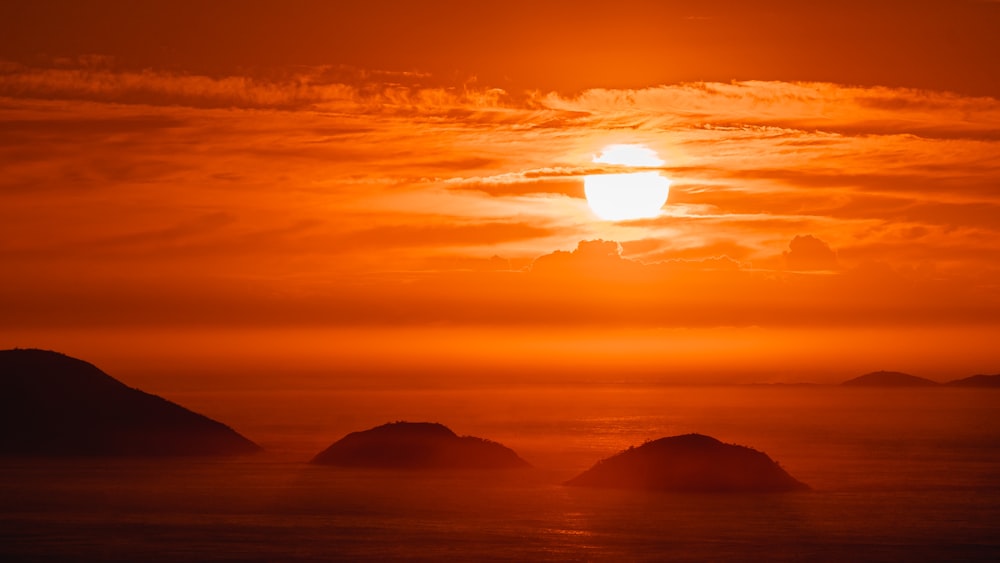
[584,144,671,221]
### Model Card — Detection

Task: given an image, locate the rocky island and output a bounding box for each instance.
[311,421,530,469]
[565,433,809,492]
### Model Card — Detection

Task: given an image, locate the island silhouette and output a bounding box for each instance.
[0,349,260,457]
[311,421,530,469]
[841,370,939,387]
[565,433,809,492]
[946,374,1000,387]
[839,370,1000,387]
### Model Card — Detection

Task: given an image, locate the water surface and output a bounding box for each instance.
[2,386,998,561]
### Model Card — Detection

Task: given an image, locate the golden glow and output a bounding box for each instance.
[592,144,665,167]
[584,144,671,221]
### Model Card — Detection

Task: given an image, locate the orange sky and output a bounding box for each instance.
[1,1,999,382]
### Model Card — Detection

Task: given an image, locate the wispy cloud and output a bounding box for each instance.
[2,62,999,328]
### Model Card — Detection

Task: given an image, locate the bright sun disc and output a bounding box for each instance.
[584,144,671,221]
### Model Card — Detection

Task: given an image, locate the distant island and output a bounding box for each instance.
[311,421,530,469]
[841,371,940,387]
[0,349,260,457]
[945,374,1000,387]
[840,370,1000,387]
[565,433,809,492]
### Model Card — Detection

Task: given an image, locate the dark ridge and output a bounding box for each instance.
[311,421,530,469]
[0,348,260,457]
[745,382,822,387]
[841,370,940,387]
[945,374,1000,387]
[565,433,809,493]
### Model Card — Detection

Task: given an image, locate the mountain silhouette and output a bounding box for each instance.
[0,349,260,456]
[311,421,530,469]
[841,370,939,387]
[945,374,1000,387]
[565,433,809,492]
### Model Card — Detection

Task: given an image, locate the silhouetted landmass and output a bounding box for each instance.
[745,382,822,387]
[311,421,530,469]
[946,374,1000,387]
[841,371,940,387]
[565,434,809,492]
[0,349,260,456]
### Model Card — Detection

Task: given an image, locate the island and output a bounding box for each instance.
[565,433,809,492]
[0,348,260,456]
[311,421,530,469]
[946,374,1000,387]
[841,370,939,387]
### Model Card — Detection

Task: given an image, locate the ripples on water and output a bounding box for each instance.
[2,386,999,561]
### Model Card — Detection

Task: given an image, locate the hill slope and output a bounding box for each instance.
[565,434,809,492]
[841,371,939,387]
[311,421,530,469]
[946,374,1000,387]
[0,349,260,456]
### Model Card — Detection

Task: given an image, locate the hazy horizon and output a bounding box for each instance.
[3,325,998,390]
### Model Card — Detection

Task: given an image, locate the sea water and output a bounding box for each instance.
[1,385,998,561]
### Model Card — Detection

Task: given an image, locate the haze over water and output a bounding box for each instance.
[3,382,998,561]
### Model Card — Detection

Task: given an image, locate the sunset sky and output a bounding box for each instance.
[2,0,999,383]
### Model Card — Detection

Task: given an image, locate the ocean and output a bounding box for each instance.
[2,385,998,561]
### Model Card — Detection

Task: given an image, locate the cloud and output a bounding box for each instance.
[783,235,839,271]
[333,221,558,252]
[2,234,997,330]
[0,61,532,116]
[532,239,630,275]
[6,62,1000,138]
[446,179,583,198]
[541,81,1000,141]
[2,62,999,333]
